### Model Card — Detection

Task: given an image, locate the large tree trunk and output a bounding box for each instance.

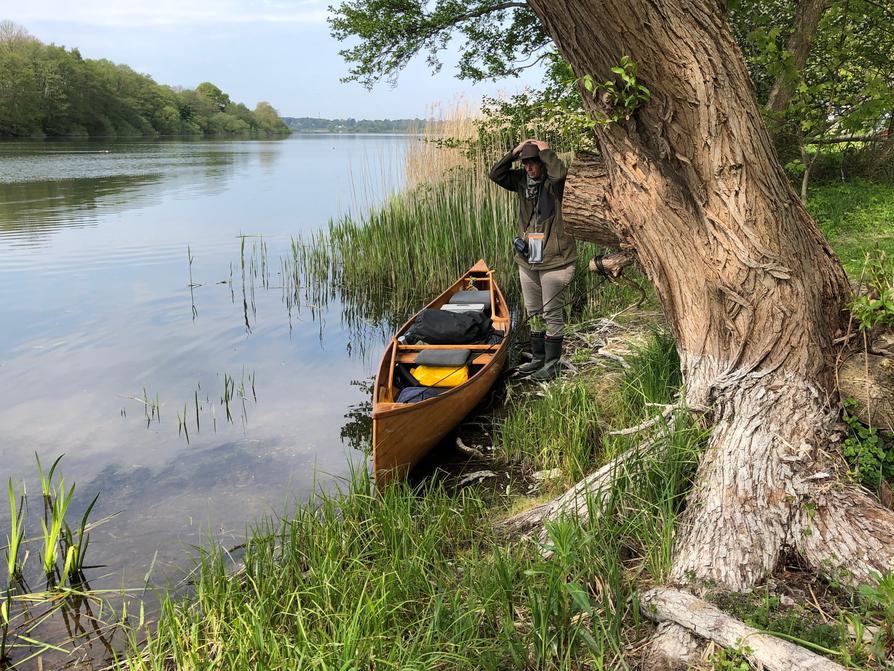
[526,0,894,613]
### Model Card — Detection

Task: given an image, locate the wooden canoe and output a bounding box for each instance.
[372,259,510,486]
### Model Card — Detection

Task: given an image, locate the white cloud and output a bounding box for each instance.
[8,0,329,27]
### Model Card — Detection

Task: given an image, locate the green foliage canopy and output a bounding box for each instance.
[728,0,894,142]
[328,0,548,87]
[328,0,894,157]
[0,21,291,138]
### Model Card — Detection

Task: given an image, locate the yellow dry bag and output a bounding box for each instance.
[410,365,469,387]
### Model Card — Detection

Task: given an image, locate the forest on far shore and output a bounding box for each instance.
[0,21,291,139]
[282,117,427,133]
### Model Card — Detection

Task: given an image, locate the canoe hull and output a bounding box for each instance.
[372,345,506,485]
[371,260,510,486]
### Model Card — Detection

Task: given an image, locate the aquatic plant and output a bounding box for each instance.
[4,480,25,585]
[282,107,645,342]
[0,457,112,666]
[40,477,74,580]
[60,492,100,584]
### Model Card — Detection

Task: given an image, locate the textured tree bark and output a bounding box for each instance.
[642,588,849,671]
[563,152,621,246]
[521,0,894,662]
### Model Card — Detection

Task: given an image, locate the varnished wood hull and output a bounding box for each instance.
[372,260,510,486]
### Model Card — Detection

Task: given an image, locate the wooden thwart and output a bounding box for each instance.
[395,352,495,365]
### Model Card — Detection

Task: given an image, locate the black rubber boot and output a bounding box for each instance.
[517,331,546,374]
[530,335,563,381]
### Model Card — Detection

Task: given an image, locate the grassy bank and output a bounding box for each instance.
[121,148,894,669]
[5,125,894,668]
[121,326,894,670]
[120,333,703,671]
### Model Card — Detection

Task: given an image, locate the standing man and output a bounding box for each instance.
[489,139,577,381]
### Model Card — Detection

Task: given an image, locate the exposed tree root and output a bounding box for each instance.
[642,588,849,671]
[796,484,894,587]
[646,622,703,671]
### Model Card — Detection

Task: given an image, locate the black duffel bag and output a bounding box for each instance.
[404,309,493,345]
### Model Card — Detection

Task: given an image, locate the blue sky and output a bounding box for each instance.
[3,0,545,118]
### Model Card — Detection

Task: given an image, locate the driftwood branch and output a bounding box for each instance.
[607,406,675,436]
[642,588,848,671]
[497,425,669,537]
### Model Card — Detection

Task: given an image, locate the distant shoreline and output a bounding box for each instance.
[281,116,441,134]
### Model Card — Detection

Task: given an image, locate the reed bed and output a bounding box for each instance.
[283,106,638,340]
[1,456,111,668]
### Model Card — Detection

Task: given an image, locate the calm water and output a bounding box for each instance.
[0,136,411,598]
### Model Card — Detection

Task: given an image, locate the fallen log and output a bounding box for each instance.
[641,587,848,671]
[497,426,669,537]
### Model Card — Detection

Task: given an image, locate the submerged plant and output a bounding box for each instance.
[40,476,74,579]
[5,480,25,584]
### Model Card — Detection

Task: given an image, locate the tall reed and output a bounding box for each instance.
[4,480,25,585]
[283,105,621,338]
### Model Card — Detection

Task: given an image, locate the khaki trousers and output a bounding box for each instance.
[518,262,575,336]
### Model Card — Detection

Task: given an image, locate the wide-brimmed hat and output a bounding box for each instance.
[519,143,540,161]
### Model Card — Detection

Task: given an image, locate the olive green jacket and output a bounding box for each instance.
[489,148,577,271]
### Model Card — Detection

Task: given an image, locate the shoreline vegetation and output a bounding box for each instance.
[0,21,290,140]
[282,117,428,134]
[3,114,894,667]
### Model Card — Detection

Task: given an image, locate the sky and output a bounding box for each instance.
[2,0,546,119]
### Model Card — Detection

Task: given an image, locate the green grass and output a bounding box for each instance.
[112,329,702,671]
[496,378,605,485]
[807,179,894,276]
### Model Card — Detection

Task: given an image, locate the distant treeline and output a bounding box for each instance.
[282,117,428,133]
[0,21,291,139]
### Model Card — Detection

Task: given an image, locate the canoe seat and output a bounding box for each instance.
[415,349,471,366]
[440,303,486,314]
[396,352,495,365]
[449,290,491,308]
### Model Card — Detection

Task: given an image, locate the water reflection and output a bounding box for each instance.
[0,135,411,670]
[0,173,162,245]
[340,379,374,452]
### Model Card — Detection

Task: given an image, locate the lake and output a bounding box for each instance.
[0,135,413,600]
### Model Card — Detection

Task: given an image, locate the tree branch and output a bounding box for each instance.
[805,135,888,145]
[642,588,850,671]
[497,426,669,538]
[563,151,623,247]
